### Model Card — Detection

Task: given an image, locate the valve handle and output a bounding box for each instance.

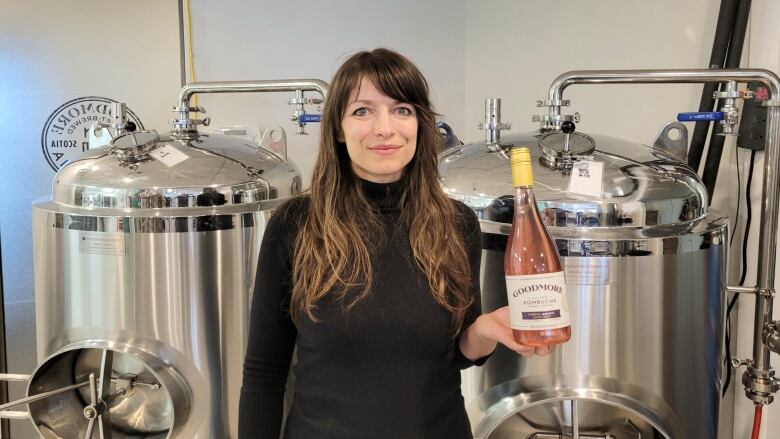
[561,120,576,133]
[298,114,322,123]
[677,112,724,122]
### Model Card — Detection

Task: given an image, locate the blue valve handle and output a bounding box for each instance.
[677,112,724,122]
[299,114,322,123]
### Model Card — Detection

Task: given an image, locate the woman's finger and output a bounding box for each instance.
[486,307,557,357]
[516,346,535,357]
[534,345,554,356]
[497,334,537,357]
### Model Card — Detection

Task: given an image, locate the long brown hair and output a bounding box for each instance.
[291,48,473,334]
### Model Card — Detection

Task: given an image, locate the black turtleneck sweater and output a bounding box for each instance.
[239,179,484,439]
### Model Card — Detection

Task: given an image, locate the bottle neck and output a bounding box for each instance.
[514,185,535,199]
[513,185,537,213]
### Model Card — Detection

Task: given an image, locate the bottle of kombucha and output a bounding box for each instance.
[504,147,571,347]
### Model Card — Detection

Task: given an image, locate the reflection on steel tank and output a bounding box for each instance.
[440,127,727,438]
[30,79,326,438]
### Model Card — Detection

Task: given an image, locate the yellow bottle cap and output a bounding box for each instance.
[509,147,534,187]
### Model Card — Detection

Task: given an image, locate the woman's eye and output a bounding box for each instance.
[395,107,413,116]
[352,107,369,116]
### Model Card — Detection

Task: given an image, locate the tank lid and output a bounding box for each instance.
[439,131,707,232]
[50,130,302,210]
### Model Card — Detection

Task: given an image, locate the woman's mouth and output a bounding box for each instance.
[369,144,401,154]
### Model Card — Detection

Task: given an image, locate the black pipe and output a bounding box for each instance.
[723,149,757,398]
[701,0,752,197]
[687,0,740,172]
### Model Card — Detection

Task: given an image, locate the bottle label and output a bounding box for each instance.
[505,272,569,330]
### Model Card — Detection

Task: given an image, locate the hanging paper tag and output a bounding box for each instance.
[151,144,189,167]
[567,160,603,198]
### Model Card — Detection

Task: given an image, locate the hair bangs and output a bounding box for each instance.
[344,50,431,111]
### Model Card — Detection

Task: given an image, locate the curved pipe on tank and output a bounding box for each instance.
[174,79,330,130]
[177,79,329,108]
[547,69,780,103]
[542,68,780,405]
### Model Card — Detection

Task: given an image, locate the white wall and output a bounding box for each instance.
[464,0,715,144]
[188,0,466,186]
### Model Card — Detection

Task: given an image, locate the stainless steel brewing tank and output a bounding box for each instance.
[440,132,728,438]
[32,130,301,438]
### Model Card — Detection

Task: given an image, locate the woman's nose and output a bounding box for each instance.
[373,108,393,137]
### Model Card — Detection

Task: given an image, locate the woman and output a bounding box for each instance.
[239,48,550,439]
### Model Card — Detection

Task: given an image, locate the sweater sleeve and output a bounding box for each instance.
[238,199,303,439]
[452,201,491,370]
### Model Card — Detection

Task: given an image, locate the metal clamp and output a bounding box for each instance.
[532,112,581,130]
[537,99,570,107]
[171,105,206,114]
[713,88,754,100]
[171,105,210,135]
[288,96,323,106]
[743,366,779,405]
[171,117,211,129]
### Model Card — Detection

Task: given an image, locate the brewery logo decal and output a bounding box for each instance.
[41,97,144,171]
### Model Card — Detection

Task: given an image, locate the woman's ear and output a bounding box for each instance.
[337,129,345,143]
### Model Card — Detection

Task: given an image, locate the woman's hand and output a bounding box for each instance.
[459,306,555,360]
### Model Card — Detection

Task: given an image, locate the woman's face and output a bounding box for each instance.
[341,77,418,183]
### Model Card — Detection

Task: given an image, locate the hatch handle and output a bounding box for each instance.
[561,120,575,152]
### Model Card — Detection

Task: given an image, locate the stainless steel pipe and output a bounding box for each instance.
[544,68,780,405]
[175,79,329,130]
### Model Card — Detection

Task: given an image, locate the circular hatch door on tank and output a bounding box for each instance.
[27,346,191,439]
